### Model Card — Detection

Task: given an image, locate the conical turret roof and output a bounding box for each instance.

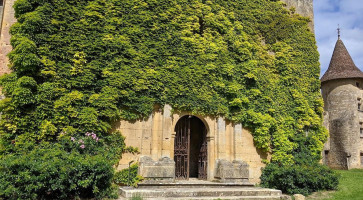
[321,38,363,83]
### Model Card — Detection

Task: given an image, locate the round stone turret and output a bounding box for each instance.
[321,37,363,170]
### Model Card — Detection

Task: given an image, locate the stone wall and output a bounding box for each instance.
[0,0,16,75]
[115,104,269,184]
[322,79,363,169]
[281,0,314,32]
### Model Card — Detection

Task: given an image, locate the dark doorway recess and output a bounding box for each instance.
[174,115,207,180]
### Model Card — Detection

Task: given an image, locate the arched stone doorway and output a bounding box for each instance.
[174,115,208,180]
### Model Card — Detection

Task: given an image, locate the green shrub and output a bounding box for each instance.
[0,146,114,199]
[59,131,130,165]
[114,163,143,187]
[0,132,128,199]
[260,163,339,196]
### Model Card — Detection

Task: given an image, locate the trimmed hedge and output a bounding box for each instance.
[0,132,128,199]
[0,146,115,199]
[260,163,339,196]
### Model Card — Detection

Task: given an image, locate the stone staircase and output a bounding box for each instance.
[118,180,289,200]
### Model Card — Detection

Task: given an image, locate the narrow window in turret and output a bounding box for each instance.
[0,0,4,31]
[361,153,363,166]
[358,98,362,110]
[360,122,363,138]
[324,150,329,165]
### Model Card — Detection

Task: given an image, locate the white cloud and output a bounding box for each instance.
[314,0,363,76]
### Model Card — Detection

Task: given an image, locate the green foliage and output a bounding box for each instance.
[260,163,339,196]
[113,163,144,187]
[0,0,326,164]
[0,145,114,199]
[261,136,339,196]
[0,132,126,199]
[130,195,144,200]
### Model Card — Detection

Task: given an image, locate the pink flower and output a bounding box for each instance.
[96,137,99,142]
[71,137,75,141]
[80,144,85,149]
[79,139,84,144]
[85,132,91,136]
[92,134,97,139]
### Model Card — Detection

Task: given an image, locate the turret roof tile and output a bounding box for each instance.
[321,38,363,83]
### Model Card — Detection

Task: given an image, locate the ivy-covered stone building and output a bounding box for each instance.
[321,35,363,170]
[1,0,321,185]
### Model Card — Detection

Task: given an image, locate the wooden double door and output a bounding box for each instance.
[174,116,208,180]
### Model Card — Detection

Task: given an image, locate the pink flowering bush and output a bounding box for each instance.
[67,132,101,153]
[59,131,128,164]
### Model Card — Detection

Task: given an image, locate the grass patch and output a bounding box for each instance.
[307,169,363,200]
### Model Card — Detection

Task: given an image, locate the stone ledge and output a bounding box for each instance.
[138,156,175,183]
[215,159,250,183]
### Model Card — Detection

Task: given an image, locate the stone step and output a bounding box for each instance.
[119,196,286,200]
[138,182,254,188]
[138,178,254,188]
[119,187,283,199]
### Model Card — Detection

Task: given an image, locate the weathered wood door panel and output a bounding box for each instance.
[174,116,207,180]
[174,117,190,180]
[198,128,208,180]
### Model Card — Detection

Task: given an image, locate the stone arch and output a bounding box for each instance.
[173,115,209,180]
[173,114,210,134]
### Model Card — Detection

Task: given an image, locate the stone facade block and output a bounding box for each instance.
[281,0,314,31]
[138,156,175,183]
[215,159,249,183]
[0,0,17,75]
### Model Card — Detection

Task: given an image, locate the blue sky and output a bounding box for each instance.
[314,0,363,76]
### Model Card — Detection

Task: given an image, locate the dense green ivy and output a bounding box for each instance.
[0,0,327,164]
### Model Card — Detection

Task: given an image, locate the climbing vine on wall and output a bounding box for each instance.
[0,0,327,164]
